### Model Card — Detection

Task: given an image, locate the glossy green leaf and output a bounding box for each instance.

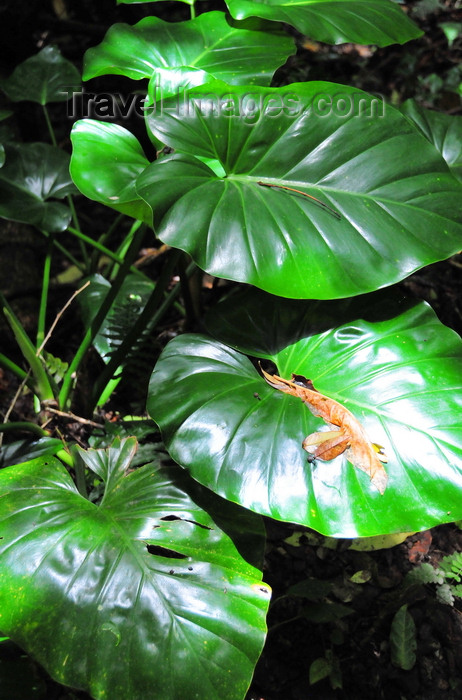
[0,142,76,232]
[0,438,270,700]
[83,12,295,89]
[147,289,462,536]
[138,80,462,300]
[390,605,416,670]
[0,437,63,468]
[225,0,422,46]
[401,99,462,181]
[70,120,152,224]
[77,273,155,362]
[1,46,80,105]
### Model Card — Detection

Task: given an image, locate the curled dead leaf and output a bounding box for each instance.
[261,368,388,494]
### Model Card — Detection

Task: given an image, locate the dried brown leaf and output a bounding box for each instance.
[261,368,388,494]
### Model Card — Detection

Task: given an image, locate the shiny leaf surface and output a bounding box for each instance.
[0,143,76,232]
[1,46,80,105]
[0,438,270,700]
[225,0,422,46]
[83,12,295,87]
[70,120,152,223]
[148,289,462,536]
[77,273,155,362]
[138,80,462,299]
[0,437,63,468]
[401,99,462,181]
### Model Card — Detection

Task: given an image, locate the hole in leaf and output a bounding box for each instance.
[160,515,212,530]
[146,544,187,559]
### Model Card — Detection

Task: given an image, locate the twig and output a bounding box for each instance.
[257,181,341,220]
[36,281,90,356]
[42,405,103,429]
[0,371,32,448]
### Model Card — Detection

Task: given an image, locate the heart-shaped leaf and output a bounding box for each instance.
[1,46,80,105]
[70,120,152,223]
[147,289,462,537]
[137,80,462,300]
[0,143,76,232]
[225,0,422,46]
[401,100,462,182]
[83,12,295,87]
[0,438,270,700]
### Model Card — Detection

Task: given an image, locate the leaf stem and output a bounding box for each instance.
[0,353,31,385]
[37,233,54,349]
[42,104,57,147]
[89,248,186,410]
[66,225,151,282]
[41,104,88,266]
[0,422,49,438]
[39,230,86,274]
[58,223,147,411]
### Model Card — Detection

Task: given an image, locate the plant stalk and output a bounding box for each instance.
[89,248,187,410]
[58,223,147,411]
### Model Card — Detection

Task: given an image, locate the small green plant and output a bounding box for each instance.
[0,1,462,698]
[406,551,462,606]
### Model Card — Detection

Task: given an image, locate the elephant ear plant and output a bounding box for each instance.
[1,1,462,699]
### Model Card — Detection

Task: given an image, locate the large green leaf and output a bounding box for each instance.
[147,288,462,537]
[0,143,76,232]
[70,120,152,223]
[0,438,270,700]
[401,100,462,182]
[225,0,422,46]
[137,80,462,300]
[0,46,80,105]
[83,12,295,88]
